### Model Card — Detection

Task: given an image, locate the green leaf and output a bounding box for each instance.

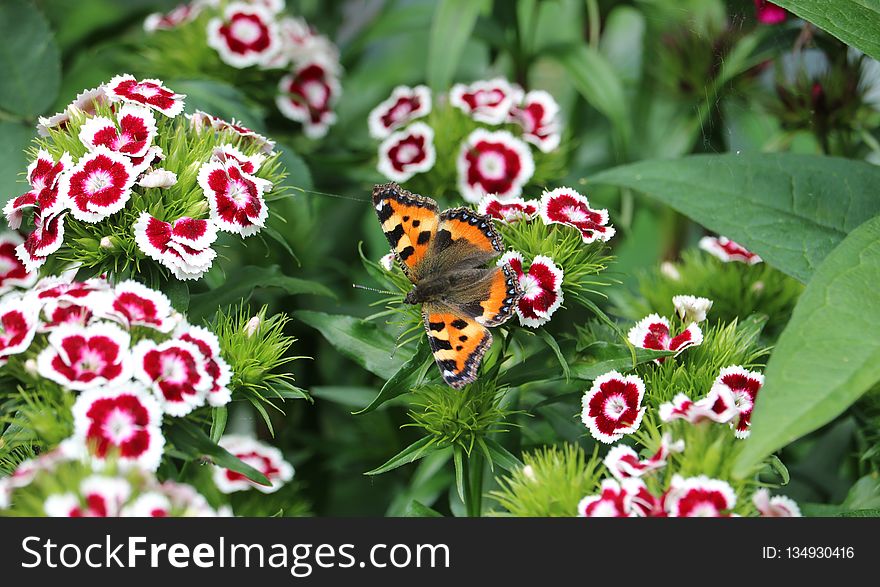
[538,329,570,382]
[482,437,523,473]
[210,406,227,444]
[403,500,444,517]
[310,386,403,409]
[734,215,880,477]
[592,153,880,282]
[0,0,61,117]
[569,346,672,381]
[166,420,270,486]
[545,42,631,148]
[0,121,33,200]
[172,79,266,133]
[365,436,438,475]
[269,379,312,402]
[190,265,334,319]
[427,0,490,90]
[355,337,432,415]
[453,445,466,502]
[772,1,880,61]
[297,311,414,380]
[275,142,313,191]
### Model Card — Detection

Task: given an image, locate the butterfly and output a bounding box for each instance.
[372,182,523,388]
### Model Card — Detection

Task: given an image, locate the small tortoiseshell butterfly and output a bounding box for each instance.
[372,182,523,388]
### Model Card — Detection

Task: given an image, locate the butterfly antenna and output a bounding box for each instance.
[390,321,410,360]
[352,284,398,296]
[291,186,369,203]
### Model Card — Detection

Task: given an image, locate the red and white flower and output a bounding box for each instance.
[198,161,270,236]
[368,85,432,139]
[207,2,281,69]
[581,371,646,443]
[627,314,703,361]
[37,86,109,137]
[104,280,176,332]
[672,294,713,323]
[450,78,523,125]
[0,295,40,360]
[377,122,436,182]
[710,366,764,438]
[510,90,562,153]
[39,299,95,332]
[34,275,110,304]
[0,232,37,293]
[754,0,789,24]
[538,188,615,244]
[121,492,172,517]
[60,147,136,223]
[15,211,66,272]
[457,129,534,203]
[69,385,164,471]
[36,322,132,391]
[105,74,185,118]
[44,476,131,518]
[78,104,157,160]
[211,144,265,175]
[499,251,563,328]
[270,16,339,69]
[276,61,341,138]
[4,149,72,229]
[604,434,685,481]
[752,488,801,517]
[699,235,762,265]
[478,195,538,223]
[133,339,210,416]
[666,475,737,517]
[577,478,647,517]
[189,110,276,154]
[133,213,218,280]
[174,323,232,407]
[144,2,204,32]
[212,435,294,494]
[658,392,736,425]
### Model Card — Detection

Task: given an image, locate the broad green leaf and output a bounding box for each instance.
[189,265,334,319]
[482,438,523,473]
[0,0,61,117]
[545,42,631,148]
[297,311,414,380]
[365,436,438,475]
[427,0,490,90]
[210,406,228,444]
[0,121,33,200]
[355,337,432,415]
[403,500,444,517]
[592,153,880,282]
[772,1,880,61]
[166,420,270,486]
[275,142,313,191]
[734,215,880,477]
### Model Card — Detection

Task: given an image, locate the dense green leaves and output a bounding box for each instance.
[0,0,61,117]
[773,1,880,61]
[734,215,880,476]
[427,0,491,90]
[296,311,415,380]
[592,153,880,282]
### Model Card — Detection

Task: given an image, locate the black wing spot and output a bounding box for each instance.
[386,224,405,247]
[399,246,415,261]
[450,319,468,330]
[430,337,453,351]
[455,345,463,351]
[376,202,393,222]
[459,335,468,342]
[428,321,445,331]
[434,229,453,251]
[412,220,421,227]
[417,230,432,245]
[403,215,410,222]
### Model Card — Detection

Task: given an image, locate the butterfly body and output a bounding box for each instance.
[372,183,523,388]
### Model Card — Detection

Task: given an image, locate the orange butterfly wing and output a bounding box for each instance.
[422,305,492,389]
[372,182,439,281]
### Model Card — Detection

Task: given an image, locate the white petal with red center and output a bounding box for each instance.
[36,321,132,391]
[0,294,40,358]
[5,150,73,228]
[276,61,341,139]
[133,212,171,262]
[377,122,436,182]
[70,384,165,471]
[107,280,175,332]
[672,294,713,323]
[478,196,539,223]
[577,478,635,517]
[104,74,185,118]
[138,169,178,189]
[207,3,282,69]
[539,187,615,243]
[457,129,535,203]
[133,339,211,417]
[0,232,37,292]
[211,144,265,175]
[669,323,703,353]
[121,492,172,517]
[61,147,136,223]
[43,493,83,517]
[198,161,270,236]
[368,85,432,139]
[627,313,670,351]
[189,110,276,154]
[502,253,564,328]
[449,78,523,125]
[79,476,132,516]
[174,323,232,407]
[713,365,764,438]
[699,235,762,265]
[752,488,801,517]
[581,371,646,443]
[512,90,562,153]
[666,475,737,517]
[212,435,295,494]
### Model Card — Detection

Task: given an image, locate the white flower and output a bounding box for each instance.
[672,295,713,323]
[138,169,178,189]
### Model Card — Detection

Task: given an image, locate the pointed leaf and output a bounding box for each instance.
[166,420,270,486]
[355,337,432,414]
[772,1,880,61]
[366,436,438,476]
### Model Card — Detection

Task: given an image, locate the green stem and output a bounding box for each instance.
[586,0,600,49]
[465,451,484,517]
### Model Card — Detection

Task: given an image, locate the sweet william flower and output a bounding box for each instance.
[198,160,270,236]
[211,144,265,175]
[604,434,684,481]
[672,294,713,323]
[78,104,158,159]
[175,323,233,407]
[581,371,646,443]
[710,366,764,438]
[4,149,72,230]
[44,476,131,518]
[658,391,737,425]
[37,86,109,137]
[450,78,522,125]
[368,85,432,139]
[0,295,40,361]
[15,210,66,272]
[60,146,137,223]
[577,478,649,517]
[627,313,703,362]
[133,338,211,417]
[207,2,282,69]
[0,232,36,293]
[478,195,538,223]
[213,434,294,494]
[499,251,563,328]
[457,129,535,203]
[276,61,341,139]
[189,110,276,154]
[539,188,615,244]
[144,2,204,32]
[121,492,172,517]
[36,321,132,391]
[510,90,562,153]
[666,475,737,517]
[105,280,176,332]
[752,488,801,517]
[105,74,185,118]
[699,235,762,265]
[133,212,218,280]
[377,122,436,183]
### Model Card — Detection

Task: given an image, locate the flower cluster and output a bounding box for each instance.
[0,273,235,471]
[212,434,295,494]
[7,75,283,281]
[145,0,342,138]
[367,78,563,201]
[0,449,228,517]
